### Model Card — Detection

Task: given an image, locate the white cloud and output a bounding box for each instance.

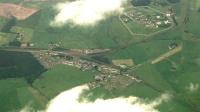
[45,85,171,112]
[51,0,127,26]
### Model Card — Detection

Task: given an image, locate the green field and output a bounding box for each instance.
[0,0,200,112]
[0,64,97,111]
[0,78,43,112]
[14,7,134,49]
[33,64,96,99]
[0,0,172,49]
[10,26,34,42]
[186,11,200,36]
[0,32,16,46]
[102,0,200,111]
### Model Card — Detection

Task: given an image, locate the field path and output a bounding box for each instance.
[28,86,48,108]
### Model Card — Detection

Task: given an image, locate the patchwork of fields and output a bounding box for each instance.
[0,0,200,112]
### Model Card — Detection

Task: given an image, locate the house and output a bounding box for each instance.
[20,43,29,48]
[156,16,161,19]
[156,21,162,25]
[164,20,170,24]
[63,61,74,66]
[168,42,178,50]
[29,43,34,47]
[166,13,171,17]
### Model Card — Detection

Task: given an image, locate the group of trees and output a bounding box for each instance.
[0,51,47,84]
[0,17,16,33]
[131,0,180,6]
[131,0,151,6]
[153,0,168,6]
[166,0,180,3]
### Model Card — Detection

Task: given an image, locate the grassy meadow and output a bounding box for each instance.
[0,0,199,112]
[0,78,43,112]
[33,64,96,99]
[15,6,134,49]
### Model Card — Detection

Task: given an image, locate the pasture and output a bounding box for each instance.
[16,8,134,48]
[10,26,34,42]
[0,0,174,49]
[0,78,42,112]
[186,11,200,36]
[33,64,96,99]
[0,0,199,112]
[0,32,16,46]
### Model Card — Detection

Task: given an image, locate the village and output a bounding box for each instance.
[62,57,142,90]
[32,48,142,90]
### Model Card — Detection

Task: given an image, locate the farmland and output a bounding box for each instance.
[0,78,43,112]
[0,3,38,20]
[16,10,133,48]
[0,0,174,49]
[33,64,96,99]
[0,0,200,112]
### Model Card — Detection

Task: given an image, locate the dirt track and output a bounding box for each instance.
[0,3,38,20]
[151,44,183,64]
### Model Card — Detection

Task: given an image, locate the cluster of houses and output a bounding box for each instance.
[61,57,142,89]
[91,72,141,90]
[121,9,172,28]
[62,59,96,71]
[62,59,120,74]
[20,42,34,48]
[97,65,120,74]
[33,51,63,68]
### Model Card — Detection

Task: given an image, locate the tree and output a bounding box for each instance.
[1,16,16,33]
[166,0,180,4]
[198,8,200,12]
[131,0,151,6]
